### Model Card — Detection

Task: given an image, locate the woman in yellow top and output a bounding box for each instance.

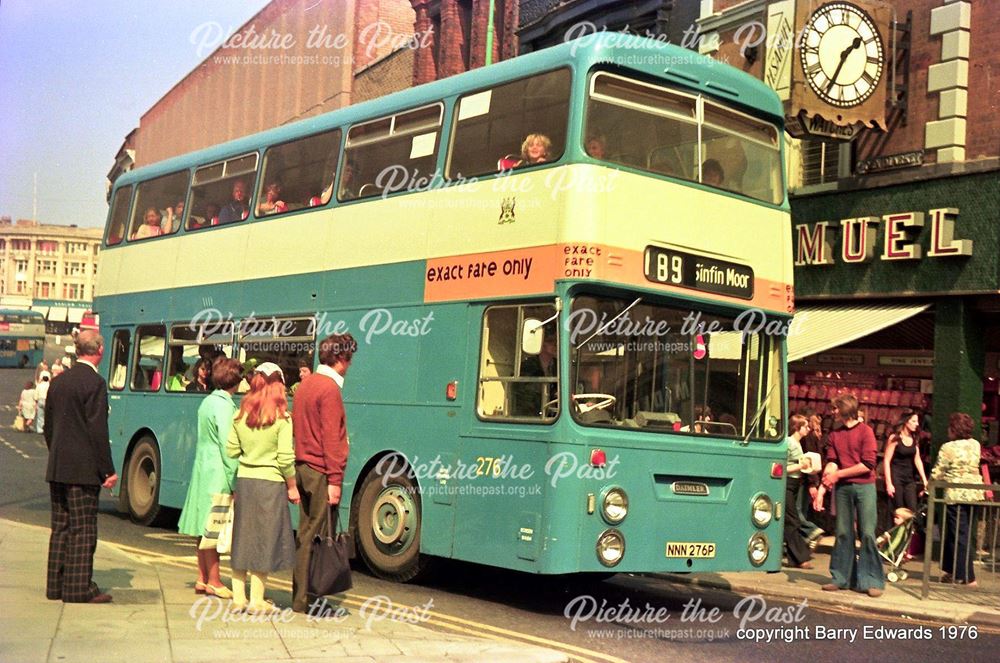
[226,362,299,613]
[931,412,985,586]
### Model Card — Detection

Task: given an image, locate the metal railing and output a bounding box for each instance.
[921,480,1000,599]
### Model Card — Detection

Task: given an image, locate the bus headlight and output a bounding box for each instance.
[748,533,769,566]
[596,529,625,567]
[751,494,773,528]
[601,487,629,525]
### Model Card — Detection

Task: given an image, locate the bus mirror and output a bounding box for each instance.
[522,319,543,355]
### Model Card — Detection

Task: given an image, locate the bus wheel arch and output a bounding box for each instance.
[121,431,162,526]
[351,451,431,583]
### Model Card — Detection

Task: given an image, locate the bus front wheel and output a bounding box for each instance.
[353,464,427,582]
[125,437,162,526]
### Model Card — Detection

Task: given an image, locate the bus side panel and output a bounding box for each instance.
[335,301,465,559]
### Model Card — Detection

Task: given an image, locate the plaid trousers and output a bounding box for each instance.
[47,482,101,602]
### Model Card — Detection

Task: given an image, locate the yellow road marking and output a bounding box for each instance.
[105,541,627,663]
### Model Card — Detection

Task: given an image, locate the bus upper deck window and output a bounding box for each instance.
[448,69,571,180]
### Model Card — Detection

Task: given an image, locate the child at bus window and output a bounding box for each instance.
[163,199,184,233]
[133,207,164,240]
[702,159,725,187]
[257,182,287,216]
[337,161,358,200]
[585,134,607,160]
[519,133,552,166]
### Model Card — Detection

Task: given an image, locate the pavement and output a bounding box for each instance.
[0,519,568,663]
[656,536,1000,629]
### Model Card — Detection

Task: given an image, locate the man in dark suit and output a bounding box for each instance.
[44,330,117,603]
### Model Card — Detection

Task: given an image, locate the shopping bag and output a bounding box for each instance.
[215,505,235,555]
[199,493,234,550]
[13,415,25,432]
[308,508,353,596]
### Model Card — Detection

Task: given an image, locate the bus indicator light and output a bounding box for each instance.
[770,463,783,479]
[590,449,607,467]
[446,381,458,401]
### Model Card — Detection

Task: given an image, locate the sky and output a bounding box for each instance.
[0,0,272,229]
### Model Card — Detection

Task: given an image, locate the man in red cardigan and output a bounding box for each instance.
[292,333,357,613]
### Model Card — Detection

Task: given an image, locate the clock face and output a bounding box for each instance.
[800,2,885,108]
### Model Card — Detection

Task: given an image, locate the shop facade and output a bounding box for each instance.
[788,166,1000,451]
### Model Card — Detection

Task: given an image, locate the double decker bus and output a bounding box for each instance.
[97,35,792,580]
[0,309,45,368]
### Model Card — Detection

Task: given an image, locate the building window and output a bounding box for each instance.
[458,0,473,70]
[34,281,55,298]
[63,283,83,300]
[36,259,56,274]
[15,259,28,274]
[64,262,85,277]
[37,241,58,254]
[15,280,28,294]
[799,139,844,187]
[12,239,31,252]
[65,241,88,255]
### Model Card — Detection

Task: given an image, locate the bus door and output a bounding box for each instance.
[456,302,559,569]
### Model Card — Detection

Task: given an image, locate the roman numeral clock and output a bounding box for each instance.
[787,0,891,139]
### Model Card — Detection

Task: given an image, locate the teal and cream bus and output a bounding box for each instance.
[97,35,792,580]
[0,309,45,368]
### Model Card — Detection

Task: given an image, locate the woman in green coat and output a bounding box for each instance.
[177,358,243,598]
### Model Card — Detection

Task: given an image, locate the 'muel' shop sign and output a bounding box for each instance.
[794,208,972,266]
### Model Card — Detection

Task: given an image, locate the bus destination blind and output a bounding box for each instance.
[643,246,754,300]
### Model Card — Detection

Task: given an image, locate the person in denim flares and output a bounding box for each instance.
[814,393,886,597]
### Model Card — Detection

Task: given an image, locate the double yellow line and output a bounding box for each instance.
[108,541,629,663]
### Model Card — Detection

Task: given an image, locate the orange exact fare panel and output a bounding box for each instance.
[424,243,791,313]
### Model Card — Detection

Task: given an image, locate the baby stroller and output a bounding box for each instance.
[877,501,927,582]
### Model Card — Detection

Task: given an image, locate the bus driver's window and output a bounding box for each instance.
[477,304,558,421]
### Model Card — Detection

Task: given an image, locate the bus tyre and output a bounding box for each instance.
[353,465,428,582]
[125,437,161,526]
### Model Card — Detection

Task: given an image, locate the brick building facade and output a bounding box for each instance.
[124,0,524,172]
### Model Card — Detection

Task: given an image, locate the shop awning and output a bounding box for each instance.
[67,308,86,324]
[788,303,931,362]
[47,307,68,322]
[31,306,49,318]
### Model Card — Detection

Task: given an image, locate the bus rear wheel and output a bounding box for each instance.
[125,436,161,526]
[353,465,428,582]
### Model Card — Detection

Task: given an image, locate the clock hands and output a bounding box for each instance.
[825,37,863,95]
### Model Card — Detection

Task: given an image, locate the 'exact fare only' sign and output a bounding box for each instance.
[795,208,973,266]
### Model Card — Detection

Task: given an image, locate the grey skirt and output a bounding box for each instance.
[230,477,295,573]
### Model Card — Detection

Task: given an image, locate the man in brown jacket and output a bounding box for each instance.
[292,333,356,613]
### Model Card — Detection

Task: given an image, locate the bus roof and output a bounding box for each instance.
[0,309,44,319]
[115,34,783,188]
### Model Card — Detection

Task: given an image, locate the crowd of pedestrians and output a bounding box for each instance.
[787,391,995,595]
[36,331,356,609]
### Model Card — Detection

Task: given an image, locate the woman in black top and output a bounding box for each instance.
[883,410,928,512]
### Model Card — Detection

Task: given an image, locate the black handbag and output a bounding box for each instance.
[308,507,353,597]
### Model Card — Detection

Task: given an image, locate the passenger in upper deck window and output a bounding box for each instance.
[585,134,607,160]
[257,182,287,216]
[218,179,250,224]
[702,159,725,187]
[163,199,185,233]
[518,133,552,166]
[133,207,165,240]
